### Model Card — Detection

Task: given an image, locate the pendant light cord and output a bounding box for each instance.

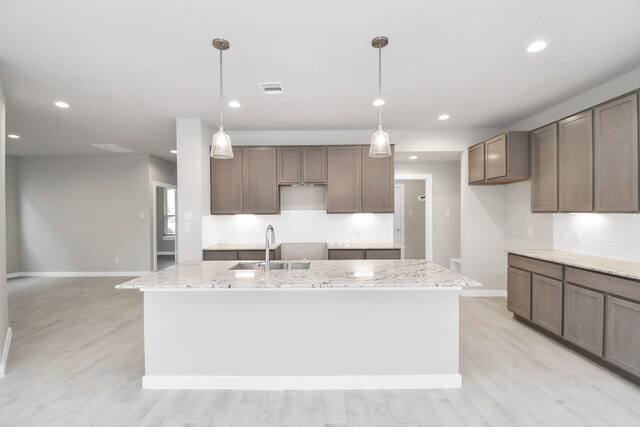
[219,48,224,129]
[378,46,382,128]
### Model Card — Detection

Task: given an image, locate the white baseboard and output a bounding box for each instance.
[462,289,507,297]
[0,327,13,378]
[142,374,462,390]
[157,251,175,256]
[7,271,150,279]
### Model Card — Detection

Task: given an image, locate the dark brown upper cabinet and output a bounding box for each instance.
[530,123,558,212]
[468,132,529,185]
[243,147,279,214]
[558,110,593,212]
[277,146,327,185]
[210,146,244,214]
[327,146,362,213]
[361,145,394,213]
[594,93,639,212]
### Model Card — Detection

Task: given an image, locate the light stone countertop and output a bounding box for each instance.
[203,243,281,251]
[508,249,640,281]
[117,259,480,290]
[327,242,404,250]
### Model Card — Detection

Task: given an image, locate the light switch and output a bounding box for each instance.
[184,222,191,232]
[184,211,194,221]
[445,210,451,217]
[139,212,145,220]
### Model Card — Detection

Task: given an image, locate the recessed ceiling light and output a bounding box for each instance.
[526,40,547,53]
[7,134,20,139]
[54,101,70,108]
[438,114,450,121]
[170,150,178,154]
[409,155,418,160]
[373,98,385,107]
[228,100,241,108]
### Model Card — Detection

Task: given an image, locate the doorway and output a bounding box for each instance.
[394,174,433,262]
[153,182,177,271]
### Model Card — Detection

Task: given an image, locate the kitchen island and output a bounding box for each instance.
[118,259,480,390]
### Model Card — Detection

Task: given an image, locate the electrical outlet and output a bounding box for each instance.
[115,257,120,264]
[445,210,451,217]
[527,226,534,236]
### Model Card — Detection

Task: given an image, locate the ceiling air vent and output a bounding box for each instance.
[259,82,284,95]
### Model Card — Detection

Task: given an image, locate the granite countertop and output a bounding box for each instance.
[327,242,404,250]
[117,259,480,290]
[203,243,281,251]
[508,249,640,282]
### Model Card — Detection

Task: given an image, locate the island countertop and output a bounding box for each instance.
[117,259,480,290]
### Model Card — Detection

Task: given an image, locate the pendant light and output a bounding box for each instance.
[210,38,234,159]
[369,36,391,158]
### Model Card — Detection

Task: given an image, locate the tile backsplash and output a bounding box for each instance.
[553,213,640,262]
[202,210,394,248]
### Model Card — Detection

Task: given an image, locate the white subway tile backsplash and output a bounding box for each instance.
[553,213,640,262]
[202,210,393,248]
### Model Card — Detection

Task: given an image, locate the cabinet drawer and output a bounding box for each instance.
[328,250,365,260]
[507,267,531,319]
[565,267,640,302]
[606,296,640,377]
[508,254,563,280]
[203,251,238,261]
[531,274,563,336]
[366,249,401,260]
[563,283,604,356]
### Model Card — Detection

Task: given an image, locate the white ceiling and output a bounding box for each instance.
[2,0,640,161]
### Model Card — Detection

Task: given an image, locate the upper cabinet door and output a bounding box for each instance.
[468,143,486,184]
[594,93,639,212]
[277,146,302,185]
[559,111,594,212]
[531,123,558,212]
[485,134,508,180]
[361,145,394,213]
[243,147,279,214]
[327,146,362,213]
[302,146,327,184]
[211,146,244,214]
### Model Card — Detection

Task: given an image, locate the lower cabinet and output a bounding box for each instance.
[507,267,531,319]
[203,249,280,261]
[563,283,604,357]
[605,296,640,377]
[328,249,401,260]
[531,274,563,336]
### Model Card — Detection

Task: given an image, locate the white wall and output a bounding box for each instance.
[0,77,9,373]
[17,154,152,273]
[395,161,461,268]
[5,156,20,274]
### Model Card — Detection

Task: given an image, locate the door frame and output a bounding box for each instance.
[393,183,406,259]
[153,181,177,271]
[394,174,434,262]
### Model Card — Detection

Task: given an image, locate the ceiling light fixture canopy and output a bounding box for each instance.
[369,36,391,158]
[211,38,234,159]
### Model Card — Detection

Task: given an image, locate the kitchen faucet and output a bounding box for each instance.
[264,225,276,272]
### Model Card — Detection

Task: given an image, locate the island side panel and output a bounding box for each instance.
[142,288,461,390]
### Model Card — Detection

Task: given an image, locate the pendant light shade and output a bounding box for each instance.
[370,125,392,157]
[369,36,391,158]
[211,127,233,158]
[211,38,234,159]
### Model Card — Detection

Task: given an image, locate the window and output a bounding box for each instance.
[163,188,176,237]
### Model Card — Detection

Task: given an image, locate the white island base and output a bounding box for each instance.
[142,287,462,390]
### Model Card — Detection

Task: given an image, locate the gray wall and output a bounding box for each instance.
[17,154,152,272]
[6,156,19,274]
[396,161,461,268]
[0,77,9,369]
[395,180,425,259]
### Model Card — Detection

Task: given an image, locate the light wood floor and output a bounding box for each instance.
[2,277,640,426]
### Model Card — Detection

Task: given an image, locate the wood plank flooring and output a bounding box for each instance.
[1,276,640,426]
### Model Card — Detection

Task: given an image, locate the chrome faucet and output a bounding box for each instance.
[264,225,276,272]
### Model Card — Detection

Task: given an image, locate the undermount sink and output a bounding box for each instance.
[229,261,311,271]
